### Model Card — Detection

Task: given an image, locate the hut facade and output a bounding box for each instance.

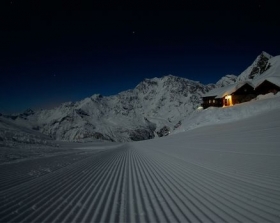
[202,82,255,109]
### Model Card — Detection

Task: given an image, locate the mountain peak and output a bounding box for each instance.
[236,51,273,82]
[261,51,273,59]
[216,74,237,87]
[91,94,103,100]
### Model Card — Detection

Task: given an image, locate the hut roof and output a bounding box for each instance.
[203,81,254,99]
[254,76,280,88]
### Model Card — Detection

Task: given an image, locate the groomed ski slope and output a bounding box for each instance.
[1,103,280,222]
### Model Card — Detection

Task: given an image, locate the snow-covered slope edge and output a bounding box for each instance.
[0,116,62,163]
[173,92,280,134]
[0,117,54,145]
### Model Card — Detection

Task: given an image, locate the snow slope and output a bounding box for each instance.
[0,116,51,143]
[1,96,280,222]
[174,92,280,134]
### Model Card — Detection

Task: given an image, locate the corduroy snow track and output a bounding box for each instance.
[0,139,280,223]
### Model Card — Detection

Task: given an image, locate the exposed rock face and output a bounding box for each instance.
[157,126,170,137]
[214,52,274,90]
[5,75,212,142]
[248,53,271,79]
[237,51,273,82]
[129,128,155,141]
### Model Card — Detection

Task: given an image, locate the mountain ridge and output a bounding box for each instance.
[5,75,213,142]
[2,52,279,142]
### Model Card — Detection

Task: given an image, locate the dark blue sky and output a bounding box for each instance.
[1,1,280,113]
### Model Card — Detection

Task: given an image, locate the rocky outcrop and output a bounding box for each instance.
[157,126,170,137]
[237,51,273,82]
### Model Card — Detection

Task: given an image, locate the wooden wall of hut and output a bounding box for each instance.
[231,83,256,105]
[255,80,280,95]
[232,94,256,104]
[201,97,223,109]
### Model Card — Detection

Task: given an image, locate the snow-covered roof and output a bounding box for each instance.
[203,81,254,99]
[254,76,280,89]
[203,84,235,98]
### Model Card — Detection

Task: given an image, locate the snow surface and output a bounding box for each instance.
[174,92,280,134]
[0,94,280,222]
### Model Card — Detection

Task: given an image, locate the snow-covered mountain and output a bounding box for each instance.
[251,55,280,86]
[0,115,56,148]
[236,51,273,82]
[214,51,276,88]
[3,75,213,142]
[216,74,237,87]
[2,52,279,143]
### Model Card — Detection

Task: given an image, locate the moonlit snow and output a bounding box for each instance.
[1,93,280,222]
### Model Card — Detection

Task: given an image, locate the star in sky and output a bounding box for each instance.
[1,2,280,113]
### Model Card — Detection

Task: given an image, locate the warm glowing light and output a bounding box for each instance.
[224,95,233,106]
[225,95,232,100]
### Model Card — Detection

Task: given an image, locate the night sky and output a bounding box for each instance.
[1,1,279,113]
